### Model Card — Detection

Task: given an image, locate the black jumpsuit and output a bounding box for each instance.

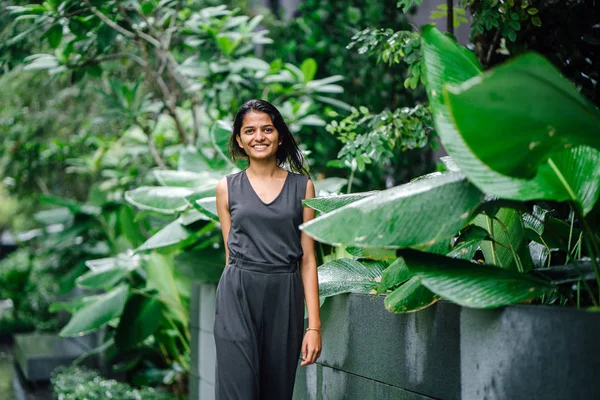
[214,169,309,400]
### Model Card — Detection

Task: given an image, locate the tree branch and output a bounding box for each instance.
[84,0,136,39]
[485,28,502,67]
[136,119,167,169]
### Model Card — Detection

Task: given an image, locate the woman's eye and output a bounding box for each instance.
[265,128,272,132]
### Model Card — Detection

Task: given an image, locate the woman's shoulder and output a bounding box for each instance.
[224,169,245,183]
[287,170,310,181]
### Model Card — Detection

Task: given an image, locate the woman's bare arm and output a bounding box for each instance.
[299,178,321,365]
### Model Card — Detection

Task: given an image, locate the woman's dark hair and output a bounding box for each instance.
[229,99,308,175]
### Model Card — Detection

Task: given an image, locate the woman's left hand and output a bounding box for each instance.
[300,330,322,366]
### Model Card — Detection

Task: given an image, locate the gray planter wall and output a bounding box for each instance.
[294,294,461,399]
[189,289,600,400]
[190,283,217,400]
[461,306,600,400]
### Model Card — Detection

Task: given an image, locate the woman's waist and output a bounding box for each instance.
[227,253,299,274]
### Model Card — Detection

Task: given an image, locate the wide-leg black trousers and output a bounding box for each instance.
[214,258,304,400]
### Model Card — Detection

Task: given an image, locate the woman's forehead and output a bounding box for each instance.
[242,111,274,127]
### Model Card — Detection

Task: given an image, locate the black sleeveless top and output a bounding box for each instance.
[226,169,310,265]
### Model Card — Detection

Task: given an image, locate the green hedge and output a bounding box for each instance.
[51,365,175,400]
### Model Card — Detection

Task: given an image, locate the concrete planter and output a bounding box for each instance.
[189,289,600,399]
[461,305,600,400]
[294,294,461,400]
[190,283,217,400]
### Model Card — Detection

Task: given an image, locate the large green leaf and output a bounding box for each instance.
[124,186,193,214]
[174,247,225,283]
[136,219,193,252]
[178,145,211,172]
[85,252,140,272]
[421,25,600,215]
[179,209,210,226]
[153,170,221,189]
[40,195,100,216]
[144,252,187,324]
[118,205,144,248]
[115,291,163,350]
[445,53,600,180]
[313,177,348,195]
[33,207,73,225]
[318,258,385,297]
[59,284,129,337]
[376,257,412,295]
[301,172,484,248]
[384,276,439,313]
[76,267,131,290]
[194,197,218,220]
[302,192,377,214]
[210,122,236,167]
[401,249,555,308]
[472,208,532,271]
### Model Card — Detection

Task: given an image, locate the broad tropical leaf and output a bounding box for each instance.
[178,145,211,172]
[421,25,600,215]
[194,197,218,220]
[115,292,163,350]
[384,276,439,313]
[376,258,412,295]
[136,219,193,252]
[85,252,140,273]
[144,252,187,324]
[318,258,385,297]
[179,209,210,226]
[313,177,348,195]
[401,249,555,308]
[153,170,221,189]
[40,195,100,216]
[125,186,193,214]
[301,172,484,248]
[33,207,73,225]
[472,208,532,271]
[77,267,131,290]
[174,247,225,283]
[302,192,377,214]
[445,53,600,179]
[59,284,129,337]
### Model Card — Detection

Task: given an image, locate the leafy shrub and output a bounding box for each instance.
[51,365,174,400]
[0,248,59,333]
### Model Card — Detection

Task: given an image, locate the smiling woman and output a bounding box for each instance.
[213,99,322,400]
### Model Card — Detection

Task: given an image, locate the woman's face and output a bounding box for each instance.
[237,111,281,162]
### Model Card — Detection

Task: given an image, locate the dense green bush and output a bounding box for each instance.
[51,365,174,400]
[0,248,59,333]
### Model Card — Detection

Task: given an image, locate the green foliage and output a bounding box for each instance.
[304,25,600,312]
[470,0,541,43]
[421,24,600,215]
[0,248,59,333]
[326,104,435,172]
[444,53,600,181]
[51,365,174,400]
[302,172,485,248]
[348,29,424,89]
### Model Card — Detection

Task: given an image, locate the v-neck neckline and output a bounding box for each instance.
[243,169,291,206]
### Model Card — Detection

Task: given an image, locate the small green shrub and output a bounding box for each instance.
[51,365,175,400]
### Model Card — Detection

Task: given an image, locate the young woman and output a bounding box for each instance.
[213,99,322,400]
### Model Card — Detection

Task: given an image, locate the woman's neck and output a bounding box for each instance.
[247,160,282,178]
